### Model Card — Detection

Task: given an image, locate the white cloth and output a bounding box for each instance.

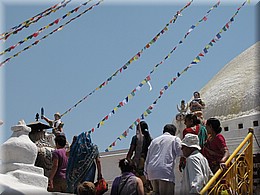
[144,132,182,183]
[180,150,213,194]
[53,119,62,128]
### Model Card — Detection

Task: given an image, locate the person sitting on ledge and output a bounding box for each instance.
[177,99,189,114]
[42,112,64,136]
[189,91,205,113]
[189,91,205,121]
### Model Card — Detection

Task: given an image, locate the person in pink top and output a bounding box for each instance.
[48,134,68,192]
[202,118,229,173]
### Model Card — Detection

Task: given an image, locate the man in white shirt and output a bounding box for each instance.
[144,124,182,195]
[180,133,213,194]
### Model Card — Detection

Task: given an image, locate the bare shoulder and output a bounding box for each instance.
[135,176,143,183]
[135,176,145,195]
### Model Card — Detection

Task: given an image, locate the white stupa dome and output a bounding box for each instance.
[201,41,260,120]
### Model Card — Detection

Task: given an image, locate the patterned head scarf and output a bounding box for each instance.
[66,132,99,193]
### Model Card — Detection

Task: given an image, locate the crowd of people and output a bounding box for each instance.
[43,91,230,195]
[41,112,103,194]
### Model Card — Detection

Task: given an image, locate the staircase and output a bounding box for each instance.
[200,128,257,194]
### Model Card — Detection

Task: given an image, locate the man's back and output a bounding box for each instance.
[144,132,182,183]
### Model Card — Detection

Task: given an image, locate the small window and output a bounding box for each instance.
[253,121,259,127]
[238,123,243,129]
[224,127,229,131]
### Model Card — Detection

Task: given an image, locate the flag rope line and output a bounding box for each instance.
[104,0,248,152]
[77,0,220,137]
[58,0,194,117]
[0,0,95,56]
[0,0,72,41]
[0,0,104,67]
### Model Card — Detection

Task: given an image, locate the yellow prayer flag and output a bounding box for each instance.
[128,94,133,100]
[193,58,200,63]
[141,80,147,85]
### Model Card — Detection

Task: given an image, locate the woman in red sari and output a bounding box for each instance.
[202,118,229,173]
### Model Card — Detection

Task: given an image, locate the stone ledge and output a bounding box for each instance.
[6,170,48,188]
[1,162,44,175]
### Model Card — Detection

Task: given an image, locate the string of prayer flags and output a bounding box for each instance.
[0,0,71,41]
[65,1,220,138]
[0,0,104,68]
[0,0,95,56]
[190,0,247,66]
[84,76,151,136]
[60,0,194,117]
[148,0,220,76]
[105,0,248,152]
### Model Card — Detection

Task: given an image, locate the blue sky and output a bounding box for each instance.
[0,0,258,152]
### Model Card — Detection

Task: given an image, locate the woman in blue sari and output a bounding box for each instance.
[66,132,102,193]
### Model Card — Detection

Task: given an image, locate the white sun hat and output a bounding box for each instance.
[181,133,201,150]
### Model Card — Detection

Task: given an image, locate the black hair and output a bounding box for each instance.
[193,91,200,97]
[119,158,135,173]
[185,114,201,125]
[206,118,222,134]
[163,124,177,135]
[138,121,152,158]
[54,134,67,147]
[139,121,148,132]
